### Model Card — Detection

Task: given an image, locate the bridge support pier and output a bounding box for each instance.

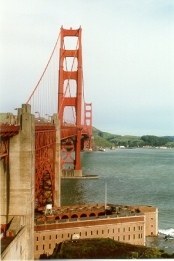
[74,169,82,177]
[1,104,35,260]
[53,114,61,207]
[74,128,82,177]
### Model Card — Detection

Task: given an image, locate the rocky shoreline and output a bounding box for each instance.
[146,234,174,255]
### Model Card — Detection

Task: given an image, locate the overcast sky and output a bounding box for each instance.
[1,0,174,136]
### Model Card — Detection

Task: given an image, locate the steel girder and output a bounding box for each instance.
[35,125,56,208]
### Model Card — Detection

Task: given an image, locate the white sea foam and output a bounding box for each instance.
[159,228,174,237]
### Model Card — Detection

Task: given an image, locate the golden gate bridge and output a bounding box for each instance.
[0,26,92,207]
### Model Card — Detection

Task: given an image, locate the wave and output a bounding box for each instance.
[159,228,174,237]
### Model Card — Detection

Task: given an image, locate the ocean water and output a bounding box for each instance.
[61,148,174,236]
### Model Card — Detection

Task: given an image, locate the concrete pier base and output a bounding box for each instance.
[74,169,82,177]
[1,104,34,260]
[61,169,83,177]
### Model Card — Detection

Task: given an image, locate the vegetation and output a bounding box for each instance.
[48,238,174,259]
[92,127,174,149]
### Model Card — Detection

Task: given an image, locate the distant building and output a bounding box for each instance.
[34,203,158,259]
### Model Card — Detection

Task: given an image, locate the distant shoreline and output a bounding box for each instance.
[61,175,99,180]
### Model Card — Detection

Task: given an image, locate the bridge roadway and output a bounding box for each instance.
[0,120,91,161]
[0,121,91,144]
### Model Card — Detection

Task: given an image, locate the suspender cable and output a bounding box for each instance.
[26,32,61,104]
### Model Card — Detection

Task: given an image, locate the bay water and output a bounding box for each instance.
[61,148,174,238]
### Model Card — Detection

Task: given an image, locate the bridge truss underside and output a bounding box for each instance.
[35,125,56,208]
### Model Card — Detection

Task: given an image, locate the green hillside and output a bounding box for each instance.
[92,127,174,149]
[49,238,173,259]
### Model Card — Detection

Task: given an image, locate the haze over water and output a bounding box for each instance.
[61,148,174,232]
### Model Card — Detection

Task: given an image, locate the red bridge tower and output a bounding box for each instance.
[58,27,85,176]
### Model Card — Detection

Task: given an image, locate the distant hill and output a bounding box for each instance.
[92,127,174,149]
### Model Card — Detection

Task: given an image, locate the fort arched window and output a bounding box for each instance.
[61,215,69,220]
[98,212,105,217]
[71,214,78,219]
[89,213,96,217]
[80,213,87,218]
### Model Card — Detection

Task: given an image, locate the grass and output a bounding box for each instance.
[49,238,165,259]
